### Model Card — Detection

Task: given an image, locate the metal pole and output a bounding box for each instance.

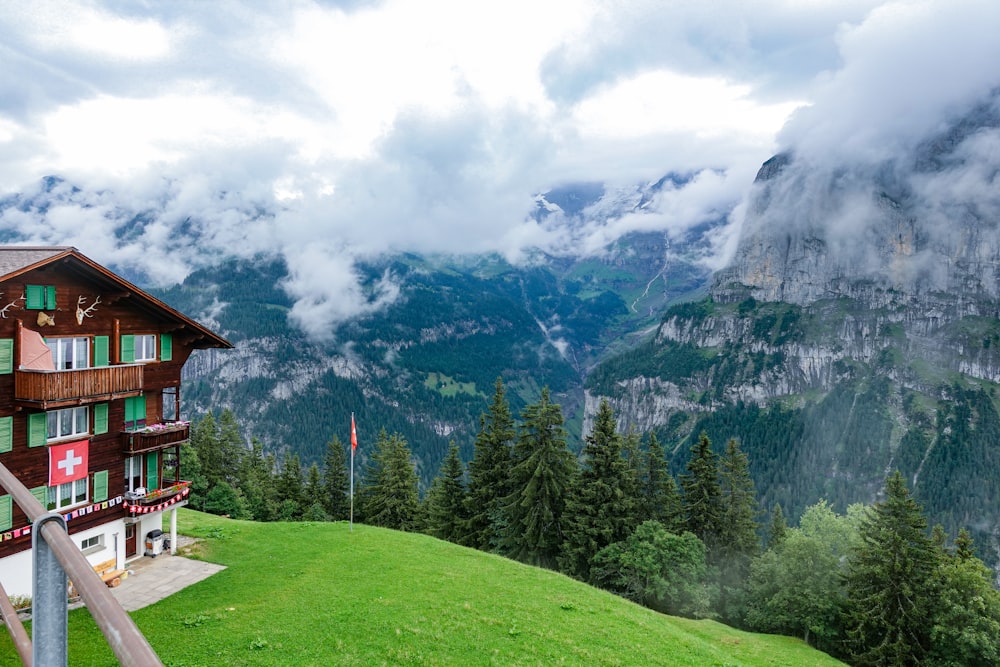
[33,513,68,667]
[0,462,164,666]
[350,432,354,532]
[0,580,32,667]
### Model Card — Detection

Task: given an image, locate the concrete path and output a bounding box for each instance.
[109,547,226,612]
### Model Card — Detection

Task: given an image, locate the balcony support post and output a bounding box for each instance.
[169,508,178,555]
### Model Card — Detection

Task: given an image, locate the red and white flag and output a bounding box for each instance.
[49,439,89,486]
[351,414,358,452]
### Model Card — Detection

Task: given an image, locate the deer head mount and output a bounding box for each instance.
[0,292,24,319]
[76,295,101,325]
[37,311,55,327]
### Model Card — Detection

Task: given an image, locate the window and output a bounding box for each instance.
[135,335,156,362]
[25,285,56,310]
[124,395,146,431]
[47,337,91,370]
[47,406,89,441]
[81,534,104,552]
[125,455,143,493]
[48,478,88,511]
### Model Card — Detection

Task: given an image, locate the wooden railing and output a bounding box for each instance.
[122,422,190,454]
[15,364,144,408]
[125,481,191,508]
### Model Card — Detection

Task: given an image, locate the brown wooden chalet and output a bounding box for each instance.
[0,247,231,597]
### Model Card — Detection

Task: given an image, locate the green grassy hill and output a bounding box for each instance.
[0,510,845,666]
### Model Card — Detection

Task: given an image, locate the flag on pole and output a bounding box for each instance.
[351,413,358,451]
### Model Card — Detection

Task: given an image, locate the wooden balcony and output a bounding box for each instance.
[124,481,191,509]
[14,364,144,409]
[122,422,190,455]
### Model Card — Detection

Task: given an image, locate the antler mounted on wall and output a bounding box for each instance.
[76,295,101,325]
[0,292,25,318]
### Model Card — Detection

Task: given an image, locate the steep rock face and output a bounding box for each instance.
[715,94,1000,311]
[588,92,1000,568]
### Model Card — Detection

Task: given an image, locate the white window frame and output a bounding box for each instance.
[47,406,89,441]
[47,336,91,370]
[134,334,157,362]
[80,534,104,554]
[125,455,143,493]
[48,478,88,511]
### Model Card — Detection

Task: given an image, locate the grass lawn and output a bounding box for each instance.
[0,510,846,666]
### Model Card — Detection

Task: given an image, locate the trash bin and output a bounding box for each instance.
[145,529,164,557]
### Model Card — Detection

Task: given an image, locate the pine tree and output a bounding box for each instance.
[321,435,350,520]
[216,409,246,486]
[275,453,304,520]
[501,387,576,569]
[238,439,278,521]
[679,432,722,553]
[560,399,634,581]
[426,441,467,542]
[716,437,760,624]
[462,377,515,550]
[364,430,420,531]
[191,411,222,486]
[639,431,682,532]
[766,503,787,549]
[845,470,939,666]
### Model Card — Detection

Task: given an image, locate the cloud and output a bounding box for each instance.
[8,1,983,338]
[779,0,1000,165]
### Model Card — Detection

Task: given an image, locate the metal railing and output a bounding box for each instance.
[0,462,163,666]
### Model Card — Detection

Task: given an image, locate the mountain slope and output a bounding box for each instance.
[588,91,1000,565]
[0,509,847,666]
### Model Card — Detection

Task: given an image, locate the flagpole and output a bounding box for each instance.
[350,412,355,532]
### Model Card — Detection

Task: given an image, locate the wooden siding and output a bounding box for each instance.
[122,422,190,455]
[0,258,224,561]
[15,364,143,409]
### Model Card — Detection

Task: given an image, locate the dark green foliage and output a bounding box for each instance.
[927,536,1000,666]
[321,436,350,520]
[238,439,278,521]
[501,388,576,569]
[679,432,722,554]
[716,438,760,624]
[745,500,855,653]
[637,432,682,531]
[591,521,710,618]
[362,430,421,531]
[202,481,251,519]
[766,503,787,549]
[425,441,467,543]
[845,471,939,666]
[559,399,635,581]
[462,378,515,550]
[275,453,305,520]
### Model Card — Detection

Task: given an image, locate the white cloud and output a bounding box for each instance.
[1,0,994,337]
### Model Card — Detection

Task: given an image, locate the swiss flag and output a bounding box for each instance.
[49,440,89,486]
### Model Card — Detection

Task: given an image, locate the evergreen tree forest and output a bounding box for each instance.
[185,390,1000,666]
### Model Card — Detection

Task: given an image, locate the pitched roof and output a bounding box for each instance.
[0,246,232,350]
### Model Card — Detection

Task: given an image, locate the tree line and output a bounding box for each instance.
[182,382,1000,666]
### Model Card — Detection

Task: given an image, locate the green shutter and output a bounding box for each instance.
[136,396,146,421]
[0,495,11,531]
[30,486,48,508]
[93,470,108,502]
[146,454,158,491]
[27,412,46,447]
[93,403,108,435]
[120,335,135,363]
[0,416,11,454]
[25,285,44,310]
[93,336,109,367]
[45,286,56,309]
[0,338,13,375]
[159,333,172,361]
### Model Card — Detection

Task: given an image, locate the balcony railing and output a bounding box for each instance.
[122,421,191,454]
[124,481,191,509]
[15,364,144,409]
